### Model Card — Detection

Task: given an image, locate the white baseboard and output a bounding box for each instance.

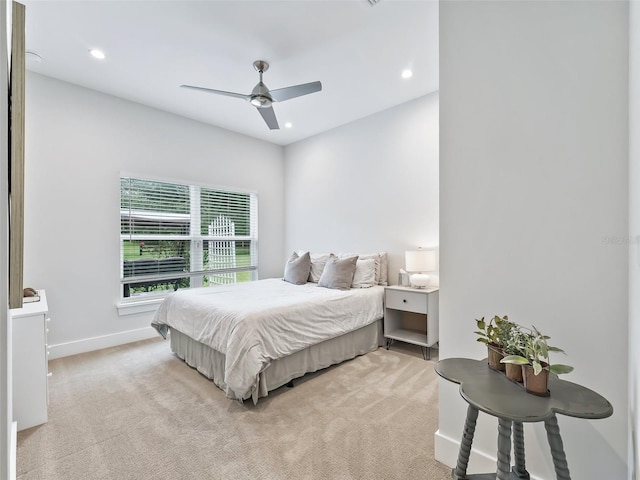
[10,421,16,480]
[48,326,159,360]
[434,429,543,480]
[435,429,497,474]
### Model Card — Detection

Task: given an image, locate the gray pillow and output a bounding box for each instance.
[283,251,311,285]
[318,254,358,290]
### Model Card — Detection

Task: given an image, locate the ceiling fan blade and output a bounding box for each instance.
[180,84,250,101]
[257,106,279,130]
[269,81,322,102]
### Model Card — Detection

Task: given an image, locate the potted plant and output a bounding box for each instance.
[502,328,531,383]
[500,325,573,395]
[475,315,514,370]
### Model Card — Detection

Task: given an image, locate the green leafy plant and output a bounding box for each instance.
[503,328,531,357]
[474,316,495,345]
[500,325,573,376]
[475,315,514,349]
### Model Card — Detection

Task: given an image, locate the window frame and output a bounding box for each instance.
[119,174,258,304]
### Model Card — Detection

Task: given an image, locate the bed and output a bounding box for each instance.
[151,251,388,404]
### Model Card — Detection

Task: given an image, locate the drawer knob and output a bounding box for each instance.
[403,299,407,303]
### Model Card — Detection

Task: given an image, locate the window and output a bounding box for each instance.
[120,176,258,299]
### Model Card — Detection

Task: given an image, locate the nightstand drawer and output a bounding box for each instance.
[385,289,427,314]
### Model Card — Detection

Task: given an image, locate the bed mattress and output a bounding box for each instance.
[152,278,384,401]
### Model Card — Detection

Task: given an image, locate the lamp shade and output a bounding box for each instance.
[405,249,436,272]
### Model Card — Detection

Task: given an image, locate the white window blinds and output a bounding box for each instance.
[120,176,258,299]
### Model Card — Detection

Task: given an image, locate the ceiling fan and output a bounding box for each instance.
[180,60,322,130]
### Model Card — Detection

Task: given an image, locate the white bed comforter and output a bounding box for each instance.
[151,278,384,400]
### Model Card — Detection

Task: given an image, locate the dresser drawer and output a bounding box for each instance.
[385,289,427,314]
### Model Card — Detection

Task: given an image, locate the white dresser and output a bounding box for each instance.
[10,290,50,431]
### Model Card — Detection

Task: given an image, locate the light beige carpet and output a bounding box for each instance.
[17,337,451,480]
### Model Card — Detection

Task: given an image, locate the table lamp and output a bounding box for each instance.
[405,249,436,288]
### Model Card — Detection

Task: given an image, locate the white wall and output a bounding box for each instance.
[23,73,285,357]
[284,93,439,281]
[439,2,628,479]
[629,2,640,478]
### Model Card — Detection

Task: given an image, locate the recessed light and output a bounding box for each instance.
[284,122,293,129]
[401,69,413,79]
[89,49,106,60]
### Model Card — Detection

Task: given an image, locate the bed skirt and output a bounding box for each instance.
[169,319,384,403]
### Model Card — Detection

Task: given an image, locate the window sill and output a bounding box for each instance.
[116,297,165,316]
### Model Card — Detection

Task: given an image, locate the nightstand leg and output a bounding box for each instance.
[512,421,530,479]
[421,346,431,360]
[496,418,512,480]
[452,405,478,480]
[544,413,571,480]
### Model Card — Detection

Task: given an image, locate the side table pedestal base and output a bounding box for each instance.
[454,473,531,480]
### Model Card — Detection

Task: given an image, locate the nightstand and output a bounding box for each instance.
[384,285,439,360]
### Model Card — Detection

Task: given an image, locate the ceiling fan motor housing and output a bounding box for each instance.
[250,81,273,108]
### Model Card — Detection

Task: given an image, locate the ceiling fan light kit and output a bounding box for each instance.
[181,60,322,130]
[250,96,271,108]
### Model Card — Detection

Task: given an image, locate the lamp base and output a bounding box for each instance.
[409,273,430,289]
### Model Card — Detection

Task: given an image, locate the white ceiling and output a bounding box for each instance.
[21,0,439,146]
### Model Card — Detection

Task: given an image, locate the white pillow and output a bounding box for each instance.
[338,252,388,286]
[378,251,388,286]
[351,258,376,288]
[307,253,332,283]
